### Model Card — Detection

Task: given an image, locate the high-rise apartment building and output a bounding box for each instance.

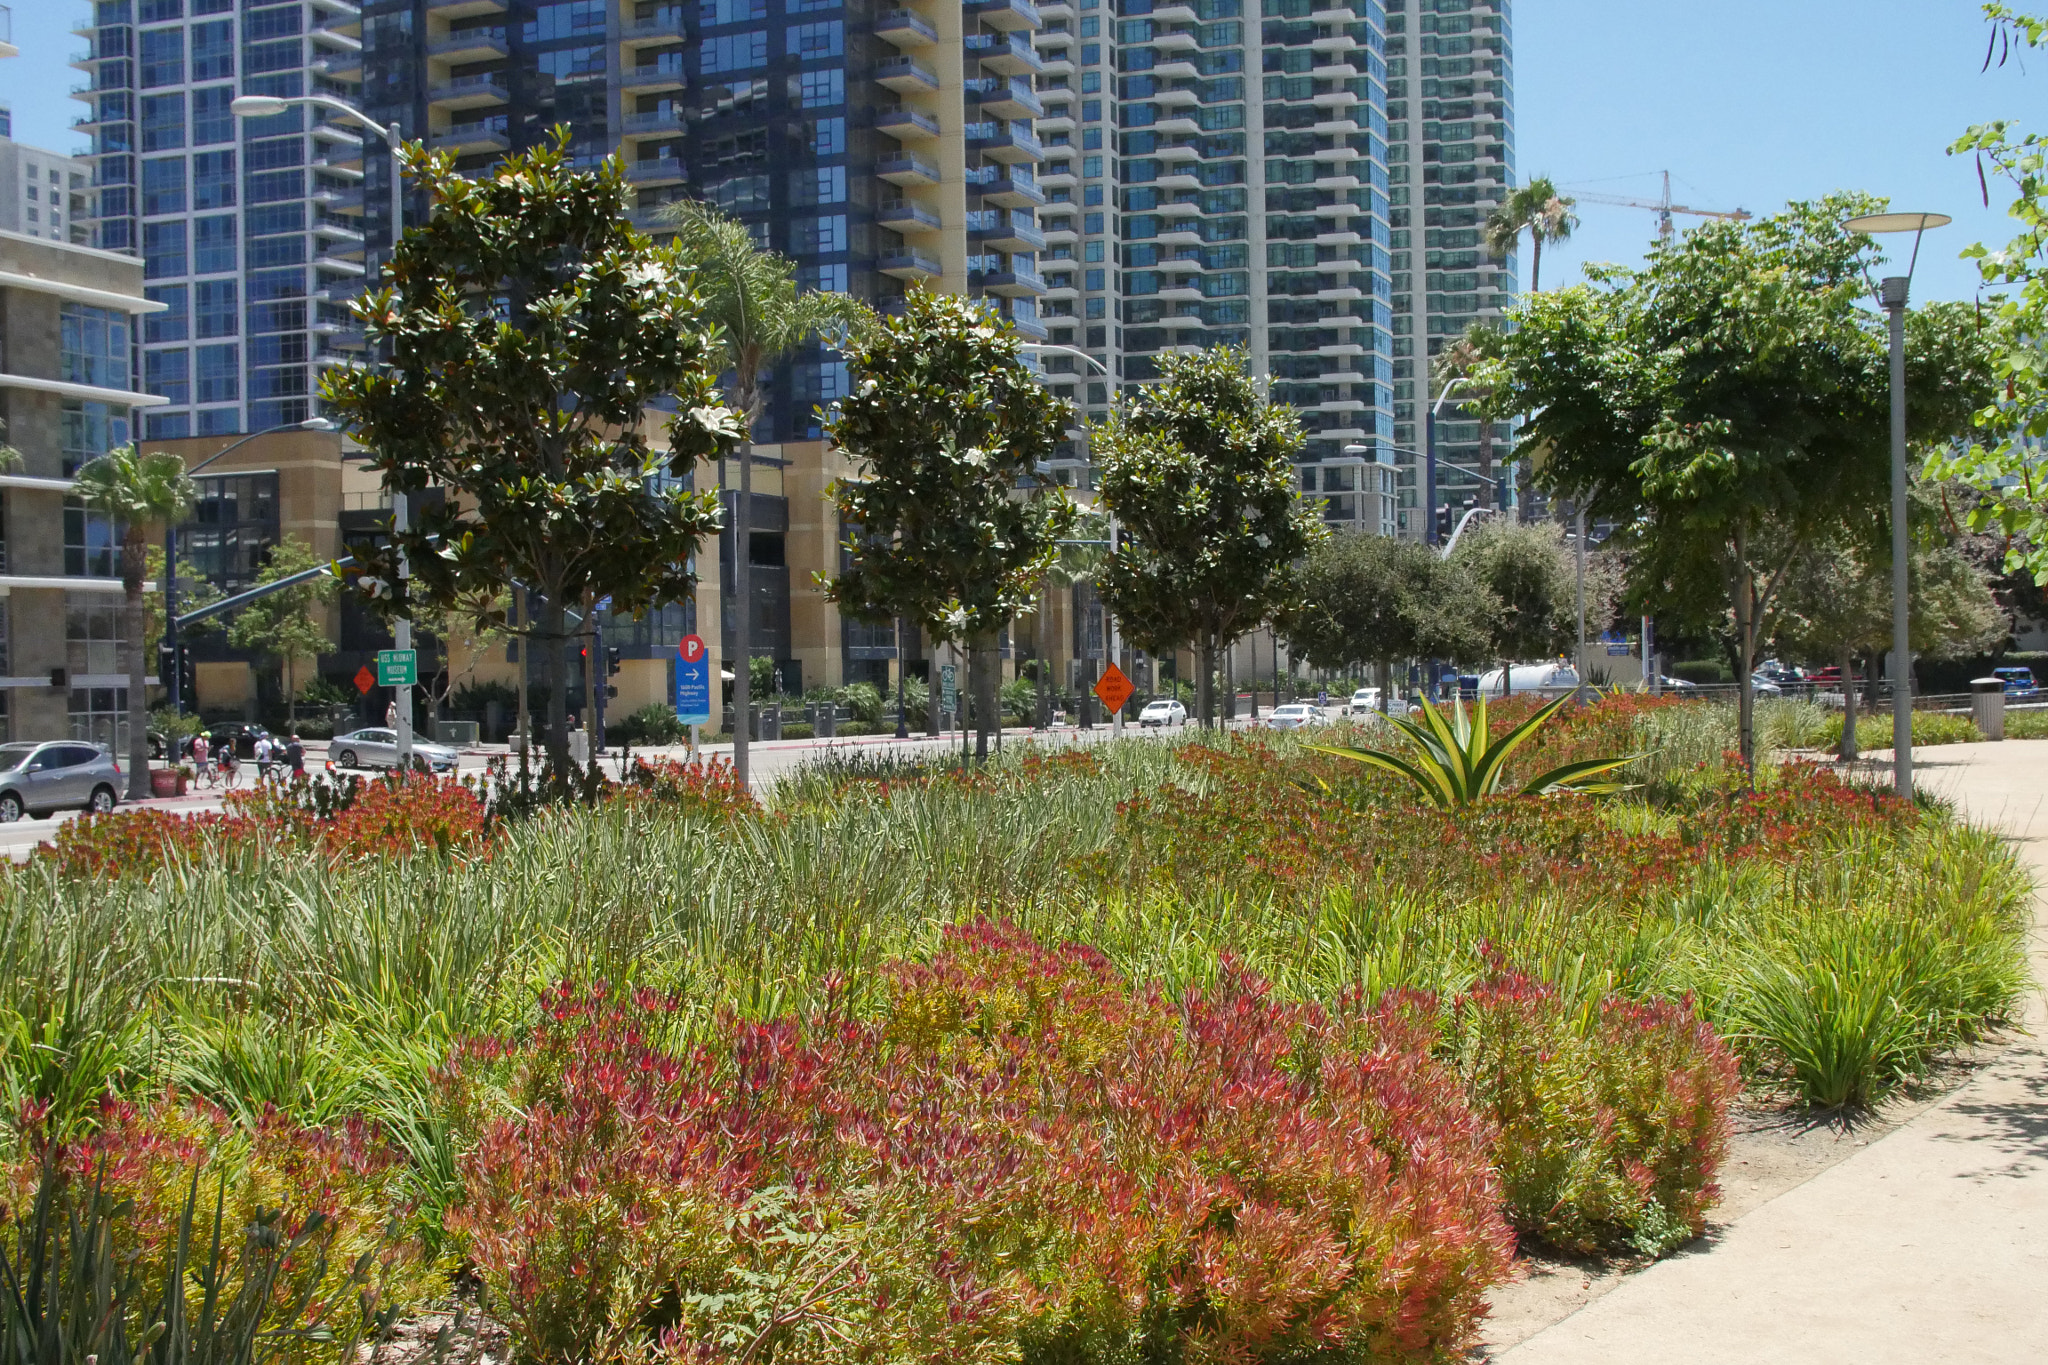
[1383,0,1511,536]
[74,0,369,440]
[0,141,97,247]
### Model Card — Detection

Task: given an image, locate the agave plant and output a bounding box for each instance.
[1309,691,1633,809]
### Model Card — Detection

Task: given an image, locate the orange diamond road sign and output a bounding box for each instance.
[354,664,376,694]
[1094,662,1134,715]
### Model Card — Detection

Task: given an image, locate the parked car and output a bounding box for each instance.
[329,728,459,773]
[1348,686,1382,714]
[204,722,273,759]
[1651,675,1701,693]
[1138,698,1187,727]
[1993,666,2039,699]
[1264,703,1329,731]
[0,741,121,822]
[1751,677,1784,698]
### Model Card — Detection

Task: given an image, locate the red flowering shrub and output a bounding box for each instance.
[38,804,267,878]
[444,922,1514,1365]
[320,774,489,860]
[6,1095,440,1354]
[621,755,760,821]
[1447,969,1741,1256]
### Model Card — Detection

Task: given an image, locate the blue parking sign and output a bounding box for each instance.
[676,634,711,724]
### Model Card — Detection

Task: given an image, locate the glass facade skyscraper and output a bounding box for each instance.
[77,0,369,440]
[1384,0,1512,535]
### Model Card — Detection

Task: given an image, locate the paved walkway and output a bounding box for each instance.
[1498,740,2048,1363]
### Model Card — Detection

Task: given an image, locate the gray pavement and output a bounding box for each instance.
[1497,740,2048,1364]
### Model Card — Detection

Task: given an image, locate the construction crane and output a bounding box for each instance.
[1567,171,1751,242]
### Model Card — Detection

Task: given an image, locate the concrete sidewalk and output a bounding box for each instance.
[1497,740,2048,1364]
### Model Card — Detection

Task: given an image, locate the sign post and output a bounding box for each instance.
[939,663,959,727]
[676,634,711,759]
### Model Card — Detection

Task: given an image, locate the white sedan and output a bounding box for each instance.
[1139,698,1188,727]
[330,728,461,773]
[1264,703,1330,731]
[1349,687,1382,714]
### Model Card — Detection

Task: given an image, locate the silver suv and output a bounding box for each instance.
[0,741,122,821]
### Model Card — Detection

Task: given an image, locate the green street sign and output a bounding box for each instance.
[939,663,958,713]
[375,649,417,687]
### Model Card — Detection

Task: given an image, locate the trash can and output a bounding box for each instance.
[811,703,836,739]
[1972,677,2006,741]
[758,704,781,742]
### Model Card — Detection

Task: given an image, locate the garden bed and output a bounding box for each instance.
[0,695,2030,1365]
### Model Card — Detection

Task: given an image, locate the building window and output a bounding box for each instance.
[191,18,233,79]
[184,471,280,592]
[69,688,129,755]
[140,93,185,151]
[61,401,130,478]
[146,348,190,405]
[194,214,236,274]
[196,344,239,404]
[142,156,186,215]
[699,0,765,21]
[64,502,120,579]
[194,149,235,207]
[196,280,238,338]
[145,286,189,343]
[139,28,185,87]
[524,0,606,40]
[700,32,766,73]
[788,166,846,207]
[146,411,192,439]
[795,68,844,108]
[143,221,188,279]
[140,0,184,20]
[192,88,234,146]
[788,215,846,255]
[61,304,132,390]
[786,21,843,59]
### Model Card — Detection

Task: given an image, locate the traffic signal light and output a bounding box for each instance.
[606,646,622,677]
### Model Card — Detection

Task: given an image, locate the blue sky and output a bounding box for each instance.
[0,0,2037,300]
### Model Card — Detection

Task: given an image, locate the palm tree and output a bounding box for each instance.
[1485,176,1579,294]
[665,203,871,786]
[73,446,198,799]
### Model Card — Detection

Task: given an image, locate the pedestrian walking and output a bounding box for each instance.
[218,743,240,789]
[254,733,274,785]
[284,733,306,779]
[191,732,213,788]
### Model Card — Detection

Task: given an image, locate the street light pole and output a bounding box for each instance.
[1844,210,1949,800]
[1426,376,1481,546]
[233,92,409,762]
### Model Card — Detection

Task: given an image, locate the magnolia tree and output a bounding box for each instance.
[1092,348,1325,727]
[1473,194,1992,766]
[826,292,1074,760]
[321,133,740,772]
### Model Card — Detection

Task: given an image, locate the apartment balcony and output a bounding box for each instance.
[621,62,687,93]
[621,7,686,41]
[628,157,688,187]
[878,250,942,281]
[1037,54,1076,79]
[313,215,367,252]
[965,32,1045,77]
[1157,283,1204,303]
[1312,90,1360,109]
[1316,340,1365,356]
[877,9,939,48]
[1153,87,1200,109]
[878,198,942,234]
[1313,117,1361,136]
[1156,224,1203,246]
[978,267,1046,297]
[426,0,508,16]
[1314,173,1362,192]
[967,76,1042,121]
[876,56,941,94]
[967,0,1044,32]
[1040,221,1078,245]
[877,153,941,187]
[310,22,364,51]
[1010,312,1050,340]
[314,253,368,279]
[1036,164,1077,190]
[980,170,1045,209]
[1153,114,1201,136]
[1155,171,1201,192]
[1315,227,1364,246]
[976,210,1044,252]
[1312,33,1359,54]
[876,106,942,142]
[427,71,510,110]
[310,155,365,181]
[427,27,508,63]
[1152,60,1199,81]
[311,51,365,79]
[310,186,364,215]
[1151,2,1199,19]
[1038,0,1077,17]
[621,109,687,137]
[309,0,364,18]
[1035,107,1076,135]
[971,124,1044,164]
[1040,274,1078,299]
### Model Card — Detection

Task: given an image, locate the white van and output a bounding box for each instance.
[1476,662,1581,698]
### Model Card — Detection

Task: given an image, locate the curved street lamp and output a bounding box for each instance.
[1843,210,1951,800]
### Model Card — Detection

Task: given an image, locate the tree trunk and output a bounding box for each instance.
[1197,637,1216,729]
[1732,534,1757,775]
[544,593,570,773]
[1838,643,1859,762]
[1530,234,1543,295]
[515,589,531,774]
[971,630,997,761]
[121,527,149,800]
[1476,409,1496,511]
[732,441,752,785]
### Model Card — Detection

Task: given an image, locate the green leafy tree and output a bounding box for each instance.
[1929,6,2048,573]
[1092,347,1325,727]
[826,292,1074,759]
[417,596,508,722]
[72,446,197,797]
[1282,531,1493,709]
[320,133,741,772]
[666,204,869,783]
[1448,519,1573,691]
[226,536,338,731]
[1484,175,1578,293]
[142,547,223,669]
[1474,194,1994,765]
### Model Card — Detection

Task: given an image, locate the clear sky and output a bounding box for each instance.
[0,0,2038,300]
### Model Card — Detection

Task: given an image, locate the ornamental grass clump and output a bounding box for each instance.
[444,921,1516,1365]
